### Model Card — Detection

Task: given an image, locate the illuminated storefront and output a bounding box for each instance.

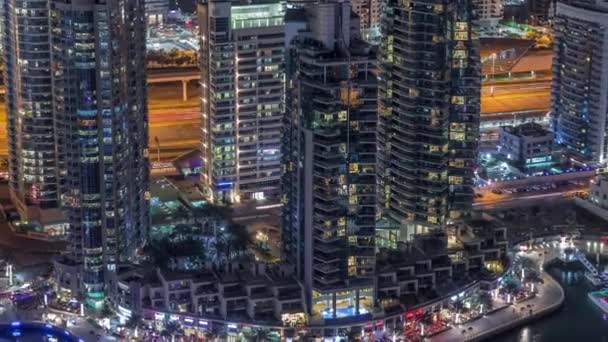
[312,288,374,319]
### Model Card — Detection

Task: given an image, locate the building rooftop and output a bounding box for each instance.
[285,8,306,22]
[501,122,552,138]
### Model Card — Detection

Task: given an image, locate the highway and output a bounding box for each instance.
[481,79,551,114]
[0,73,552,162]
[482,79,550,96]
[0,82,201,161]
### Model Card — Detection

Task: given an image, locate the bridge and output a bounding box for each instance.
[0,69,202,101]
[147,70,200,101]
[575,251,599,276]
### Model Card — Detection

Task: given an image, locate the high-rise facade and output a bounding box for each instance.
[377,0,481,246]
[3,0,149,307]
[551,0,608,163]
[2,0,59,218]
[145,0,169,26]
[282,2,377,319]
[527,0,557,24]
[351,0,382,31]
[198,0,285,204]
[52,0,149,306]
[473,0,504,27]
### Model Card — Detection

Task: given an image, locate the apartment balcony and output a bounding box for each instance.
[314,262,342,275]
[313,274,342,286]
[313,251,341,264]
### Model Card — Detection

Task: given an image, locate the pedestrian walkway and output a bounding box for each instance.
[429,247,565,342]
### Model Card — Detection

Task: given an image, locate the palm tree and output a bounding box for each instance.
[125,314,141,338]
[211,236,227,265]
[194,204,232,235]
[125,314,140,329]
[254,329,269,342]
[172,224,192,241]
[174,205,192,223]
[161,321,181,342]
[226,223,251,259]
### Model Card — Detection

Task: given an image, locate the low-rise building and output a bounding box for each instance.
[377,216,508,310]
[113,263,306,327]
[499,122,555,170]
[590,174,608,209]
[110,215,508,337]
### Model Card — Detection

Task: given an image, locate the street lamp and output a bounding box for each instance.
[7,264,13,286]
[490,53,497,96]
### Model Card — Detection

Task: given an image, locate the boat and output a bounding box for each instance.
[588,289,608,314]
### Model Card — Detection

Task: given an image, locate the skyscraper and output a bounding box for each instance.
[145,0,169,26]
[377,0,481,246]
[282,2,377,319]
[3,0,150,307]
[527,0,557,24]
[551,0,608,163]
[198,0,285,203]
[351,0,382,31]
[2,0,59,219]
[473,0,504,27]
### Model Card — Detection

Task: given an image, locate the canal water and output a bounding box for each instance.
[496,255,608,342]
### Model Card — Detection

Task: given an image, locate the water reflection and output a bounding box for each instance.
[496,253,608,342]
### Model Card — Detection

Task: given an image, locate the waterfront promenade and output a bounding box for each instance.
[430,244,565,342]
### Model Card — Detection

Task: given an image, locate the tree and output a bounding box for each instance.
[125,314,141,329]
[255,329,269,342]
[226,223,251,259]
[101,304,113,318]
[172,224,192,241]
[194,203,232,236]
[161,321,181,341]
[478,292,494,311]
[211,237,227,265]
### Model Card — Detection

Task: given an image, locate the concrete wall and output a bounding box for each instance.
[574,197,608,222]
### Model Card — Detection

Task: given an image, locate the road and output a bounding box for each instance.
[481,80,550,114]
[474,181,591,210]
[0,74,551,161]
[0,82,201,161]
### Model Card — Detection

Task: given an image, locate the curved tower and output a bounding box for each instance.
[377,0,480,245]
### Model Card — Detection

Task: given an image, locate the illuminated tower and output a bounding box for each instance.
[50,0,149,307]
[377,0,481,245]
[198,0,285,203]
[551,0,608,162]
[282,2,377,319]
[2,0,59,220]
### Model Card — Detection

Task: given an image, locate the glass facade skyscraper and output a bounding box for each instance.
[377,0,480,246]
[282,2,377,319]
[3,0,149,307]
[551,0,608,163]
[2,0,59,216]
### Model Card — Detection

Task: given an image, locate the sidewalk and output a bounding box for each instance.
[429,248,565,342]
